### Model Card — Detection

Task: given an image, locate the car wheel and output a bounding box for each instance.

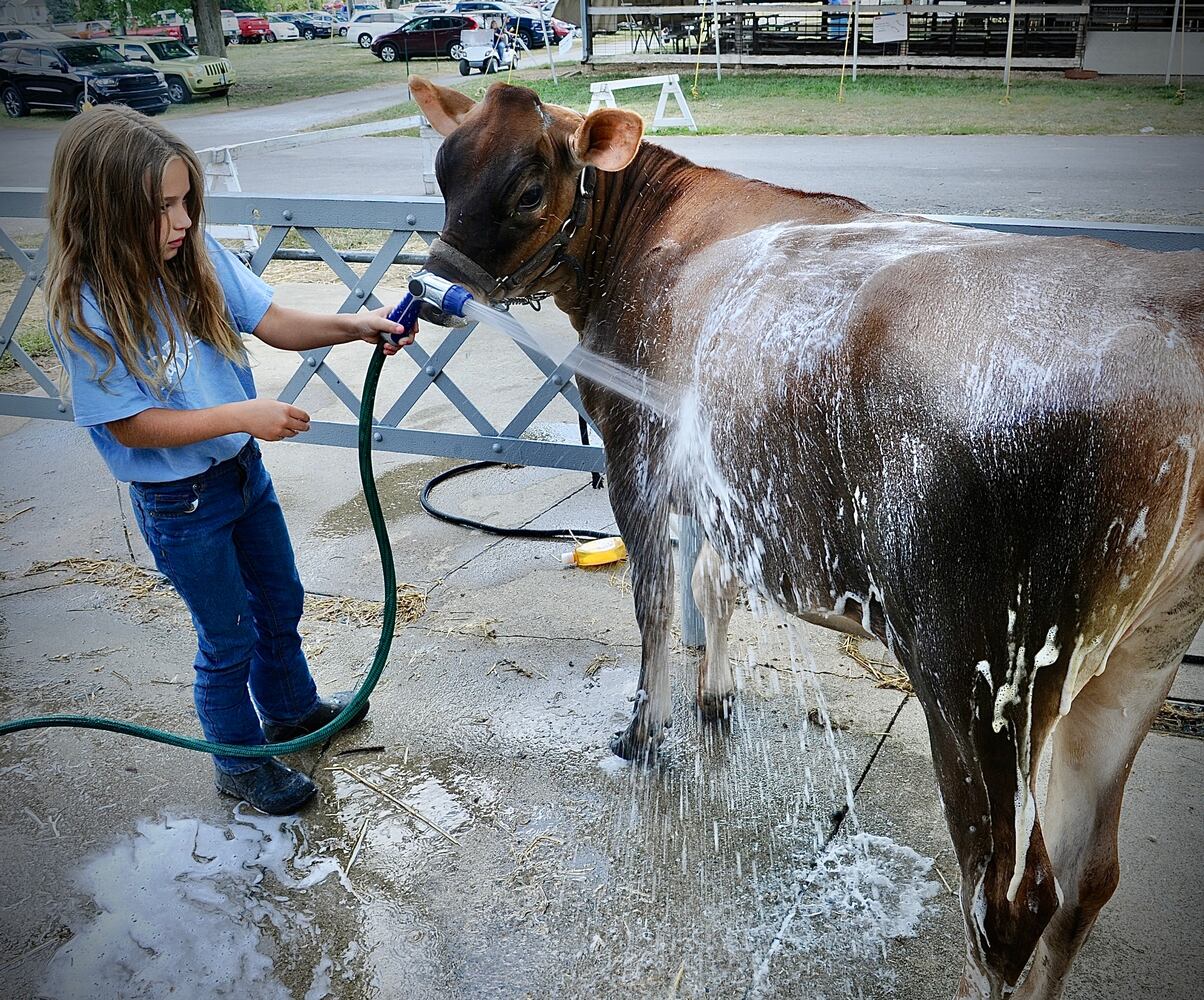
[73,90,87,115]
[339,27,347,37]
[2,84,27,118]
[458,58,470,76]
[303,28,315,39]
[229,34,239,45]
[166,77,190,104]
[358,32,373,48]
[448,40,466,59]
[485,56,499,74]
[379,43,398,62]
[266,31,277,43]
[518,29,533,48]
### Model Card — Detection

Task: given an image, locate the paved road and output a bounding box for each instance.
[660,132,1204,225]
[0,76,437,188]
[2,84,1203,224]
[219,130,1204,224]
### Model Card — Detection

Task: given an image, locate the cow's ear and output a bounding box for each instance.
[571,108,643,172]
[409,76,475,136]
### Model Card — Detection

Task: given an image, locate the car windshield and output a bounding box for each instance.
[61,44,127,66]
[148,39,193,59]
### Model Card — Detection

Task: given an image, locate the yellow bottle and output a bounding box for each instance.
[561,536,627,568]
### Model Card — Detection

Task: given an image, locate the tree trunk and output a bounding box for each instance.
[194,0,226,57]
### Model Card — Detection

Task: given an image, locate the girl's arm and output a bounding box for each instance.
[252,302,413,354]
[109,398,310,449]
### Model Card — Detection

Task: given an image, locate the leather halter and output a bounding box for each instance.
[428,166,597,304]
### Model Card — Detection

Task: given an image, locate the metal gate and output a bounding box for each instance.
[0,188,606,473]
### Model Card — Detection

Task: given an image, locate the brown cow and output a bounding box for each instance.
[408,77,1204,999]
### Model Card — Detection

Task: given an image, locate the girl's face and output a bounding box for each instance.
[159,156,192,261]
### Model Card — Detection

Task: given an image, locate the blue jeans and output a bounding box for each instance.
[130,440,319,774]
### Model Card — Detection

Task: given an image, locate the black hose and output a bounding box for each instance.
[420,461,610,542]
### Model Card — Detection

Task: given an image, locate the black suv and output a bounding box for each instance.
[0,39,169,117]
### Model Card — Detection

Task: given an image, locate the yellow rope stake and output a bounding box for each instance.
[836,2,853,104]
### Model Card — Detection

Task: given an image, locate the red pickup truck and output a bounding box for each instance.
[232,12,270,44]
[129,24,184,41]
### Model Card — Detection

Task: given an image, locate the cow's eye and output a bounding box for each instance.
[517,184,543,211]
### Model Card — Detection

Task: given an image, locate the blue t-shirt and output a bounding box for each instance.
[53,234,274,484]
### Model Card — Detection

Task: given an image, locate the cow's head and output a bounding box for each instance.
[409,76,644,303]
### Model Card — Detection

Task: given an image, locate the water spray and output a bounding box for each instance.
[394,274,641,568]
[392,274,675,419]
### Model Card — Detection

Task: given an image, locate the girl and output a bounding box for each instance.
[45,105,415,815]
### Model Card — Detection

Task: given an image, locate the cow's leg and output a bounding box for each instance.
[1017,564,1204,999]
[692,540,739,722]
[926,731,1059,1000]
[910,646,1061,999]
[607,448,675,761]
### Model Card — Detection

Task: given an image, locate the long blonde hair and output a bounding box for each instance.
[45,105,246,396]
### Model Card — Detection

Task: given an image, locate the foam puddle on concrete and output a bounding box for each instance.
[36,617,941,998]
[41,809,347,1000]
[748,832,941,997]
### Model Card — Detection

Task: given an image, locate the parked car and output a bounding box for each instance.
[0,39,169,117]
[274,12,331,39]
[130,24,185,42]
[327,2,382,17]
[447,2,551,48]
[232,12,271,44]
[101,35,235,104]
[339,9,411,45]
[53,20,113,40]
[0,25,70,41]
[263,14,300,41]
[218,9,242,44]
[145,9,195,44]
[369,14,478,62]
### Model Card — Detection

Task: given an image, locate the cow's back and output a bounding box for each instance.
[664,218,1203,688]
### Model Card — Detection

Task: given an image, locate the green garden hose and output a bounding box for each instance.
[0,345,396,758]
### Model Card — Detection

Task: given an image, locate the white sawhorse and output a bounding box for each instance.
[196,145,259,251]
[587,73,698,132]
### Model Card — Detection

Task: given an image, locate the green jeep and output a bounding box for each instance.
[101,35,235,103]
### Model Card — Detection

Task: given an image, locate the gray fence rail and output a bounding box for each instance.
[2,188,1201,483]
[0,188,606,474]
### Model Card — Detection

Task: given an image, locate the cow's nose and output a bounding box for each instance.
[425,237,498,302]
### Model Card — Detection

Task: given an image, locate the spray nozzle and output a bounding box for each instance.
[408,273,474,319]
[384,274,474,345]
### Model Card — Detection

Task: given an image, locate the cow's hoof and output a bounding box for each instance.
[608,722,664,763]
[696,690,736,725]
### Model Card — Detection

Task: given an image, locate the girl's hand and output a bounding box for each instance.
[238,399,311,441]
[349,307,418,355]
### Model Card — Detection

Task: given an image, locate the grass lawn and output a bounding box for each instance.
[3,39,1199,134]
[167,37,435,117]
[361,69,1203,135]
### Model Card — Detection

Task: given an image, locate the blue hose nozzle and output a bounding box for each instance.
[385,293,423,346]
[386,274,473,346]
